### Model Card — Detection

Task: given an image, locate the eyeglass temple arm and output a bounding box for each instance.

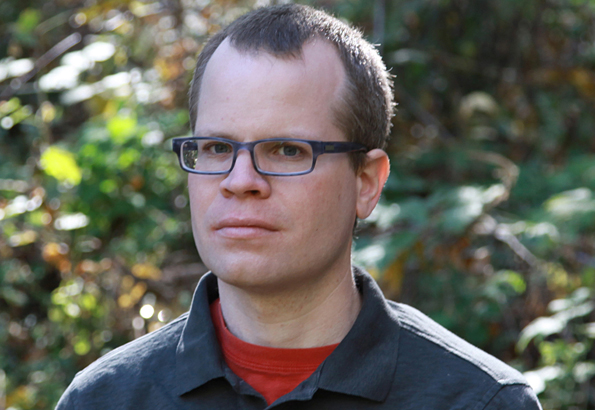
[321,142,367,153]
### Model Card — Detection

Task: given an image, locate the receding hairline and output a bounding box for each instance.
[188,3,394,171]
[192,35,351,139]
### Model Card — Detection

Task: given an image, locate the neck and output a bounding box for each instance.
[217,265,362,348]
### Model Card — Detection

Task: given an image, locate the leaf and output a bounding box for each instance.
[523,366,564,395]
[573,362,595,384]
[353,232,418,273]
[17,9,41,35]
[434,185,506,234]
[107,114,137,144]
[496,270,526,294]
[118,148,141,169]
[517,317,566,351]
[517,301,595,351]
[8,230,37,247]
[545,188,595,219]
[54,213,89,230]
[82,42,116,62]
[40,146,82,185]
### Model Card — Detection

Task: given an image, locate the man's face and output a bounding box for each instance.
[188,38,360,291]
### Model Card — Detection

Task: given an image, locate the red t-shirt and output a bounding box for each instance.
[210,299,339,405]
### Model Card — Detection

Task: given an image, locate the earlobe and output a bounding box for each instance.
[355,149,390,219]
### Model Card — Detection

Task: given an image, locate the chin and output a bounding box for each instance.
[207,257,313,293]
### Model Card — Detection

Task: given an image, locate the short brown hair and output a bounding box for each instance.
[188,4,394,171]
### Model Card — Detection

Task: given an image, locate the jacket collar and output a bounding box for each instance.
[173,268,400,402]
[173,272,224,396]
[316,267,400,402]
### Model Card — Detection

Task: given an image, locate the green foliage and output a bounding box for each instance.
[1,0,594,408]
[326,0,595,407]
[40,147,82,186]
[0,0,253,408]
[520,288,595,408]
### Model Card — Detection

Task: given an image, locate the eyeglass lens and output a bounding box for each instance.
[181,139,315,174]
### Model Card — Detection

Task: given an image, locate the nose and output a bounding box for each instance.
[219,149,272,198]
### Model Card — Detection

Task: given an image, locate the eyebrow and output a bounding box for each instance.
[193,129,233,138]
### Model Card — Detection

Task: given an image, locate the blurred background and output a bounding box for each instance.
[0,0,594,408]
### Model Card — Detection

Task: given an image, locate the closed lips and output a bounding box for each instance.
[214,218,278,231]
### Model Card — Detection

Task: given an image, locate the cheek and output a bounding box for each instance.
[187,178,202,214]
[188,174,218,201]
[289,172,356,236]
[187,177,215,230]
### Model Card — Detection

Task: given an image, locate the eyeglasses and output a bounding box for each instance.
[172,137,367,176]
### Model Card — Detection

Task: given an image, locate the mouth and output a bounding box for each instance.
[214,218,279,239]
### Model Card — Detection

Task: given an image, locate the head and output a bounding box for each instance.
[189,4,394,172]
[186,5,392,293]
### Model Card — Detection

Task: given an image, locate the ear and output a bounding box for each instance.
[355,149,390,219]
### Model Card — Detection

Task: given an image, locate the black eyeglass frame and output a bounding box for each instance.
[172,136,368,176]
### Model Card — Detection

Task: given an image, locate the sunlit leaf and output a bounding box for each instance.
[83,42,116,62]
[39,66,81,91]
[353,231,418,273]
[495,270,526,294]
[573,362,595,383]
[81,294,97,311]
[40,146,82,185]
[118,148,141,169]
[545,188,595,218]
[54,213,89,230]
[99,179,118,194]
[0,97,21,116]
[366,202,401,229]
[459,91,499,121]
[73,335,91,355]
[8,230,37,247]
[518,301,595,351]
[107,114,137,143]
[523,366,563,394]
[518,317,566,351]
[7,59,34,77]
[549,287,591,313]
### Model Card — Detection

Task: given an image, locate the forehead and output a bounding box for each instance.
[195,38,347,141]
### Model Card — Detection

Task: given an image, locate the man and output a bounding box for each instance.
[57,4,542,409]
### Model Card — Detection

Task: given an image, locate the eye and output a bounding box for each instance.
[204,142,232,154]
[275,143,302,157]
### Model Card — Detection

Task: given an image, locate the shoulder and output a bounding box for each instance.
[56,313,188,409]
[484,384,544,410]
[387,301,541,409]
[390,301,524,383]
[77,312,187,382]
